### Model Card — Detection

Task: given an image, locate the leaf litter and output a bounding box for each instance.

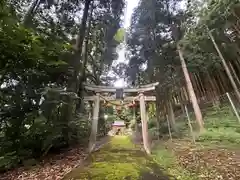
[164,140,240,180]
[0,137,109,180]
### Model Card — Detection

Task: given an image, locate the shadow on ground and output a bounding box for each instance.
[63,136,175,180]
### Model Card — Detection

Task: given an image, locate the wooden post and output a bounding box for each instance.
[88,93,100,152]
[184,105,196,143]
[166,115,172,141]
[139,93,151,154]
[226,92,240,123]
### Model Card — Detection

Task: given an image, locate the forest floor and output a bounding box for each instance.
[1,135,239,180]
[0,137,109,180]
[153,139,240,180]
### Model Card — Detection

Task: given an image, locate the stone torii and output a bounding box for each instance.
[84,82,159,154]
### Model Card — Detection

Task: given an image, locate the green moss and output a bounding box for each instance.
[89,162,139,180]
[64,136,171,180]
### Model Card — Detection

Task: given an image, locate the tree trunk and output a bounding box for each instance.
[216,74,225,93]
[155,102,161,140]
[220,72,231,92]
[197,73,206,100]
[68,0,92,93]
[155,91,161,139]
[76,3,94,112]
[207,73,220,106]
[177,44,204,131]
[167,100,177,132]
[209,31,240,102]
[182,86,189,101]
[190,73,200,98]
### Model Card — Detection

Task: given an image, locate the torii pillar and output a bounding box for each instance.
[139,93,151,154]
[88,93,100,152]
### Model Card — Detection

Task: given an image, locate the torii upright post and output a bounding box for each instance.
[139,93,151,154]
[88,93,100,152]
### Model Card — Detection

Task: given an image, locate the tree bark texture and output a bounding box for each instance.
[167,100,177,132]
[177,44,204,131]
[68,0,92,93]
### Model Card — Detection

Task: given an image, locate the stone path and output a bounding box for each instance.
[63,136,174,180]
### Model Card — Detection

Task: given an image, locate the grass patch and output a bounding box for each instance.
[152,147,199,180]
[197,127,240,144]
[166,105,240,148]
[197,108,240,148]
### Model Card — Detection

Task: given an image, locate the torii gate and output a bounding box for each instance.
[84,82,158,154]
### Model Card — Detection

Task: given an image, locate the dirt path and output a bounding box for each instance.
[63,136,174,180]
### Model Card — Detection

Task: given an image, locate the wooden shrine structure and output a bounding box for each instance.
[84,82,159,154]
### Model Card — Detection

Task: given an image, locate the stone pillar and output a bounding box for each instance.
[88,93,100,152]
[139,93,151,154]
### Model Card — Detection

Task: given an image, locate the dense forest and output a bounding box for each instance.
[1,0,240,179]
[127,0,240,131]
[0,0,124,172]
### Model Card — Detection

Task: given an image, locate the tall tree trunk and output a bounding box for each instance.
[167,99,177,132]
[155,91,161,139]
[76,3,94,112]
[182,86,189,101]
[210,74,221,96]
[220,72,231,92]
[190,73,200,98]
[65,0,92,128]
[209,31,240,102]
[177,44,204,131]
[207,73,220,106]
[68,0,92,93]
[197,73,206,100]
[216,73,226,93]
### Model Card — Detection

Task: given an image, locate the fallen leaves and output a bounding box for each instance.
[0,147,87,180]
[0,137,110,180]
[165,140,240,180]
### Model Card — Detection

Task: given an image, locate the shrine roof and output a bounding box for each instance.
[112,121,125,126]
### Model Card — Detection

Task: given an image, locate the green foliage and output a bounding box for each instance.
[198,128,240,144]
[0,15,69,169]
[114,28,125,43]
[196,107,240,145]
[0,0,126,171]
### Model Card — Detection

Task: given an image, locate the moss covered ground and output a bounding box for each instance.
[63,136,174,180]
